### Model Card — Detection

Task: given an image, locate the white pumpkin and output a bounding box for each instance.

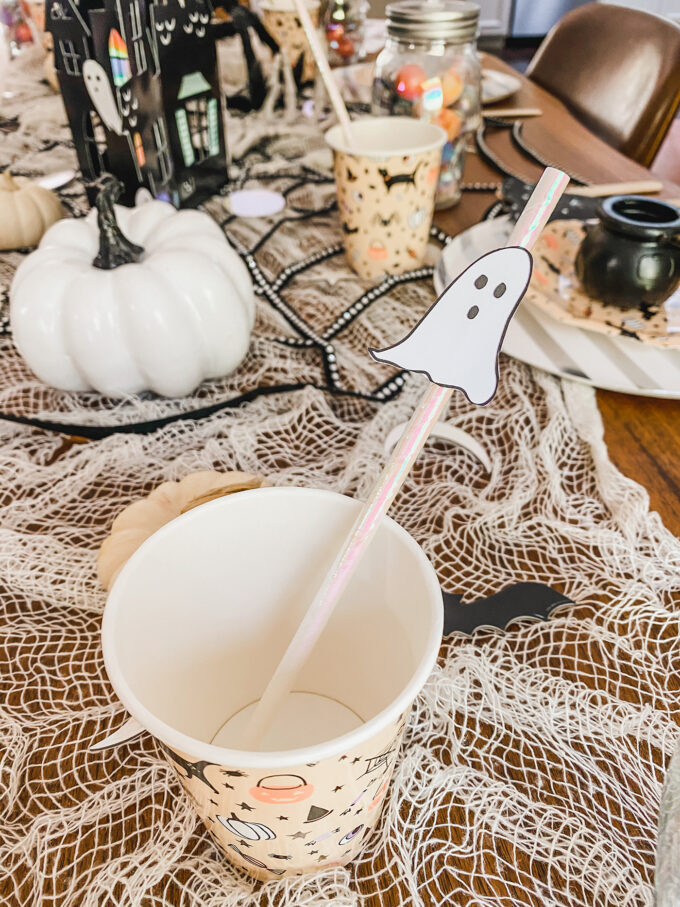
[217,814,276,841]
[0,170,64,250]
[44,51,60,91]
[10,176,255,397]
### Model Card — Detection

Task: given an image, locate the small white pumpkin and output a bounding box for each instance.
[0,170,64,250]
[44,51,60,91]
[10,175,255,397]
[97,470,268,590]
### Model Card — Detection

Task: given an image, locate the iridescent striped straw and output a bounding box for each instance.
[245,167,569,749]
[292,0,356,149]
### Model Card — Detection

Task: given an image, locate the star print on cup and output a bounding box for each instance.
[249,774,314,804]
[327,118,446,279]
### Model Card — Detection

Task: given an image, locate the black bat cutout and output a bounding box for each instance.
[377,161,422,192]
[443,582,573,636]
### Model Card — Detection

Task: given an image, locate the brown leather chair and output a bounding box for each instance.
[525,2,680,166]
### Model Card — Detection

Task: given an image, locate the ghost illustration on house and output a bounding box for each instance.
[83,59,124,134]
[370,247,533,405]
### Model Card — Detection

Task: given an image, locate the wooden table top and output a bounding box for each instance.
[435,54,680,537]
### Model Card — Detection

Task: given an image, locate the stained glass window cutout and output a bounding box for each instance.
[59,38,81,75]
[128,1,147,73]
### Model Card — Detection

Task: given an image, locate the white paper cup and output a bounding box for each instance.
[326,116,447,279]
[102,487,442,880]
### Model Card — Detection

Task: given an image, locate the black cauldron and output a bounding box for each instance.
[575,195,680,309]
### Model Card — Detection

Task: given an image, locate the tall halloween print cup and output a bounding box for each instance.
[102,487,443,880]
[325,117,447,279]
[261,0,320,83]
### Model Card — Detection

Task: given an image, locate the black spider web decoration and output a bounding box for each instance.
[233,232,446,404]
[1,105,577,440]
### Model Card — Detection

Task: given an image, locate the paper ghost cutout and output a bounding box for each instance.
[370,247,533,405]
[83,59,124,135]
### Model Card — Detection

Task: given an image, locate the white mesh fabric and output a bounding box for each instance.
[1,43,678,907]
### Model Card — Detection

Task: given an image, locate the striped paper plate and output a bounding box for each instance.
[434,217,680,398]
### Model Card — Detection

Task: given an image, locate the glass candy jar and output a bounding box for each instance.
[325,0,368,66]
[372,0,481,209]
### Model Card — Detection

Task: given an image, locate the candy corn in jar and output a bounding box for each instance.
[372,0,481,209]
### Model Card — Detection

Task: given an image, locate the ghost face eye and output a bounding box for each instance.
[467,305,479,320]
[493,283,506,298]
[474,274,487,289]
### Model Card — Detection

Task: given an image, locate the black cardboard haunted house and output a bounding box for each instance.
[48,0,228,206]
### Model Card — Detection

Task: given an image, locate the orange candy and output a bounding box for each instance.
[435,107,462,141]
[441,70,464,107]
[394,64,426,101]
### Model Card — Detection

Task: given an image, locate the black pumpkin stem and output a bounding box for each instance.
[92,174,145,270]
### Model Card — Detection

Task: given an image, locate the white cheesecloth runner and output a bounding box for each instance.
[1,43,680,907]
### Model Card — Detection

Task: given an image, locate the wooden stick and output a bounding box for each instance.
[291,0,355,149]
[569,180,663,197]
[483,107,542,118]
[243,167,570,751]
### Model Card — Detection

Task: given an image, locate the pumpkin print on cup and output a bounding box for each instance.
[161,714,407,881]
[261,2,319,83]
[326,118,446,280]
[249,773,314,804]
[217,813,276,840]
[332,147,443,279]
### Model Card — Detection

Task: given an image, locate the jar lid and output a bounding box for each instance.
[386,0,480,43]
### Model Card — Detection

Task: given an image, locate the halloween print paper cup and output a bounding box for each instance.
[325,117,447,279]
[260,0,320,83]
[102,487,442,880]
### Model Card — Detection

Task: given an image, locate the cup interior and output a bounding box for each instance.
[325,116,447,160]
[103,487,442,764]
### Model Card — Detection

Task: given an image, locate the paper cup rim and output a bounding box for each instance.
[325,116,447,160]
[102,486,443,769]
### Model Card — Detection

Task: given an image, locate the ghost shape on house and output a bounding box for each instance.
[47,0,228,206]
[83,59,124,134]
[370,247,533,405]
